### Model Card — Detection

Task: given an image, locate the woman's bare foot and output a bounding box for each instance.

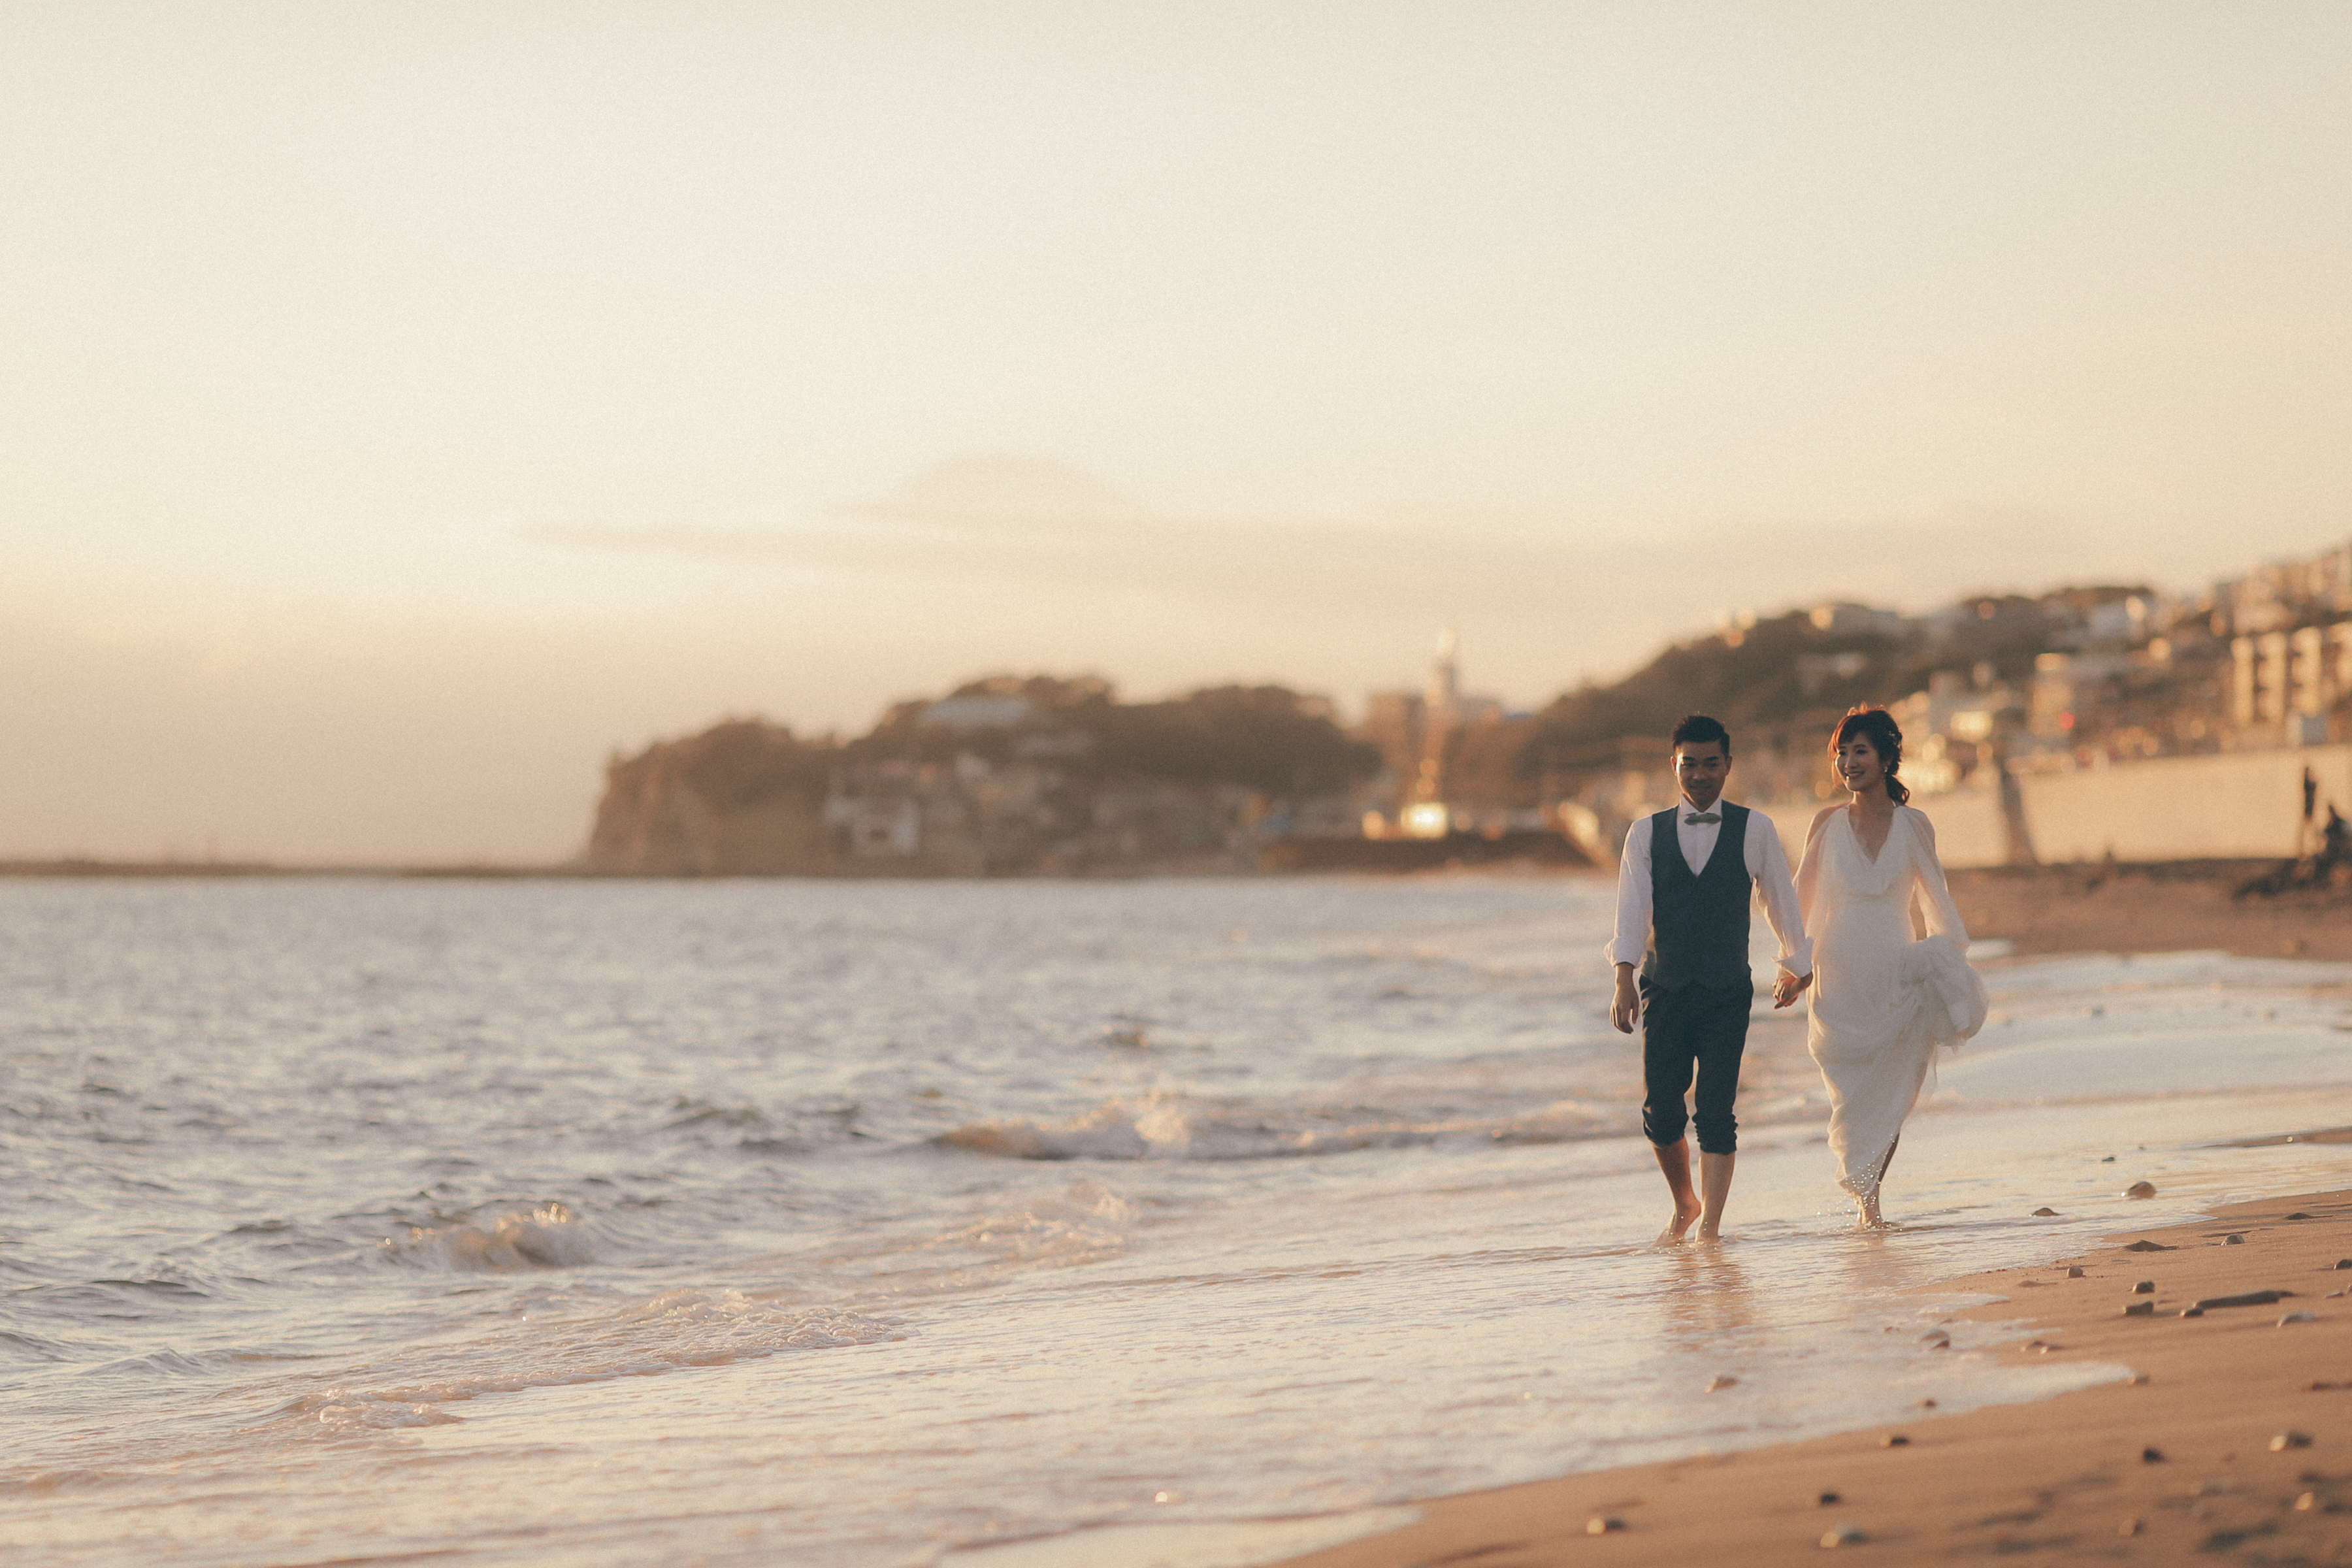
[1656,1197,1703,1245]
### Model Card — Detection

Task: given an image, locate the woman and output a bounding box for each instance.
[1797,708,1989,1227]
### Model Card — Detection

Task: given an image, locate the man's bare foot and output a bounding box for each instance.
[1656,1199,1703,1245]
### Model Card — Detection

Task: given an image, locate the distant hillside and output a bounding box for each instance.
[849,676,1379,796]
[585,720,843,876]
[582,678,1379,875]
[1522,588,2151,777]
[583,581,2201,874]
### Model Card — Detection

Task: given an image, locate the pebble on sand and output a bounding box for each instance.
[2033,1207,2058,1216]
[1816,1492,1841,1506]
[2272,1431,2314,1450]
[2298,1492,2319,1511]
[1586,1516,1625,1535]
[2123,1239,2174,1252]
[2125,1181,2158,1198]
[2068,1266,2086,1277]
[2225,1233,2246,1245]
[2142,1447,2166,1463]
[2123,1302,2155,1316]
[2133,1280,2155,1293]
[1918,1331,1950,1348]
[2283,1312,2319,1325]
[1882,1434,1910,1447]
[1707,1374,1738,1392]
[2119,1516,2143,1537]
[2335,1259,2352,1270]
[1820,1525,1867,1548]
[2288,1212,2315,1220]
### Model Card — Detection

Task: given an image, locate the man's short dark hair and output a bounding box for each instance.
[1671,714,1732,757]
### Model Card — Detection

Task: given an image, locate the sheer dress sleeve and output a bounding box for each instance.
[1795,807,1835,939]
[1905,808,1972,944]
[1897,806,1987,1046]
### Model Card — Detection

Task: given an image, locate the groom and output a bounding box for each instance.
[1607,715,1811,1243]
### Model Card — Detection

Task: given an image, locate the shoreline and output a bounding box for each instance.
[1947,863,2352,963]
[1271,1188,2352,1567]
[16,857,2351,972]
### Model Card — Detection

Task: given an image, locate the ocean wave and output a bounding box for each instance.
[81,1348,223,1379]
[663,1098,768,1130]
[262,1290,902,1439]
[291,1390,467,1435]
[936,1098,1194,1160]
[0,1328,86,1362]
[932,1094,1618,1162]
[379,1202,596,1271]
[930,1181,1137,1265]
[735,1135,819,1156]
[3,1275,215,1322]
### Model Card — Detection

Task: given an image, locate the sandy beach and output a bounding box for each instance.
[1949,863,2352,963]
[1277,1187,2352,1567]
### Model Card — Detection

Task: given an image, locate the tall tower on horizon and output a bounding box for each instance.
[1425,628,1460,725]
[1410,629,1462,819]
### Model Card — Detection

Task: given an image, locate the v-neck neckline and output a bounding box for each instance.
[1846,804,1897,865]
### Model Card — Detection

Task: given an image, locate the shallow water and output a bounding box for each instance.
[3,876,2351,1567]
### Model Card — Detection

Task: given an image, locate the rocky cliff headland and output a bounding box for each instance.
[581,677,1379,876]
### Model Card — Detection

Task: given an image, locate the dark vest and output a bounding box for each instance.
[1642,802,1752,991]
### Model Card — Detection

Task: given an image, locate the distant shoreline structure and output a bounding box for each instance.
[0,852,1592,881]
[0,858,569,879]
[27,534,2352,878]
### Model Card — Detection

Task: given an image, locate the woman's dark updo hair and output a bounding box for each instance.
[1829,706,1910,806]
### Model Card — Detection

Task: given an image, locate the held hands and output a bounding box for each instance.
[1612,966,1808,1028]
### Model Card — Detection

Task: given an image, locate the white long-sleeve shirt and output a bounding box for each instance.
[1603,796,1812,977]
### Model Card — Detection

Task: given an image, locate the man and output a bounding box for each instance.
[1606,715,1811,1243]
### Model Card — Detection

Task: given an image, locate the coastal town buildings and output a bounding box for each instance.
[585,532,2352,876]
[585,678,1377,876]
[1503,533,2352,869]
[1354,632,1520,841]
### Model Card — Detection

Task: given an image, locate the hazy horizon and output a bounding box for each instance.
[5,3,2347,862]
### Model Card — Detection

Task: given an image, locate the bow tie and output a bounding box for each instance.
[1684,811,1720,825]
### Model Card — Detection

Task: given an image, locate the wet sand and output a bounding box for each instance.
[1949,862,2352,962]
[1277,1190,2352,1567]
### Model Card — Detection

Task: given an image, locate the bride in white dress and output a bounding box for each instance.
[1797,708,1989,1227]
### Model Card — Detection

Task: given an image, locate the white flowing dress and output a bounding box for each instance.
[1797,804,1990,1200]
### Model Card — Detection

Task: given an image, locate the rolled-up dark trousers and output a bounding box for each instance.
[1639,975,1752,1155]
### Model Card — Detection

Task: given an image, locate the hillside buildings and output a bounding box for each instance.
[584,532,2352,876]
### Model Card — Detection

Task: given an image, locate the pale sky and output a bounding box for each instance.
[4,2,2348,862]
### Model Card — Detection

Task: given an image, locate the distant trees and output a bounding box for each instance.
[583,677,1381,873]
[585,719,840,874]
[847,676,1379,794]
[1084,685,1382,796]
[1522,611,1866,774]
[1517,583,2161,785]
